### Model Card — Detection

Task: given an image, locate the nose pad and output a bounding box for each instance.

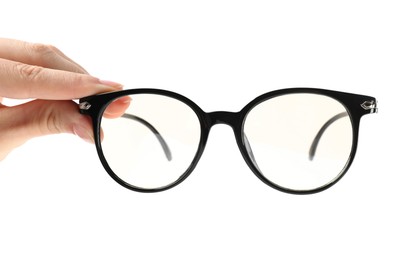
[243,134,262,172]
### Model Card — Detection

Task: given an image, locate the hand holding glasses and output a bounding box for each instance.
[79,88,377,194]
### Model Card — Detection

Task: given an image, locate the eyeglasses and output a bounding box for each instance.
[79,88,377,194]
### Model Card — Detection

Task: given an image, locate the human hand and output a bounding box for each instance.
[0,38,124,160]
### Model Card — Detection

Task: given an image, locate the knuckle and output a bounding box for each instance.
[45,108,63,134]
[36,101,63,135]
[26,43,60,66]
[29,43,57,56]
[15,62,44,81]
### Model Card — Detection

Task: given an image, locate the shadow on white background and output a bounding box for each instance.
[0,1,398,259]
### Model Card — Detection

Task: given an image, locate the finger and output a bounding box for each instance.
[0,58,122,100]
[0,38,87,74]
[103,96,132,118]
[0,100,94,160]
[49,46,89,74]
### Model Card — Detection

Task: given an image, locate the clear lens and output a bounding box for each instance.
[100,94,201,190]
[243,93,353,191]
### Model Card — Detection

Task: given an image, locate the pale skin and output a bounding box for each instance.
[0,38,130,160]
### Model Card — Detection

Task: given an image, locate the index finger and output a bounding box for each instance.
[0,58,121,100]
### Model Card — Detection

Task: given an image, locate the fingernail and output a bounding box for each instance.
[99,80,123,90]
[73,125,95,144]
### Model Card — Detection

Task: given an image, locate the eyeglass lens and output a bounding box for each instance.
[243,94,352,191]
[100,94,202,189]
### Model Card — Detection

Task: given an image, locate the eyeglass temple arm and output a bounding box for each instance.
[308,112,348,161]
[121,113,172,161]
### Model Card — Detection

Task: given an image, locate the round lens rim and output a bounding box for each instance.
[236,88,363,194]
[89,89,209,193]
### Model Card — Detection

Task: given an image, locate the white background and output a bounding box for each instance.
[0,0,398,259]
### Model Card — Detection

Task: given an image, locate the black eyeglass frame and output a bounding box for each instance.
[79,88,377,194]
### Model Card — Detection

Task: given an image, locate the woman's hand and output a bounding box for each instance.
[0,38,123,160]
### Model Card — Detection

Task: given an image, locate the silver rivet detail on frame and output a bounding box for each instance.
[79,101,92,110]
[361,100,377,113]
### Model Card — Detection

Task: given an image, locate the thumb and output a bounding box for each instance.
[0,100,94,160]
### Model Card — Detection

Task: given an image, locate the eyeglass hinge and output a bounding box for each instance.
[361,100,378,113]
[79,101,92,111]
